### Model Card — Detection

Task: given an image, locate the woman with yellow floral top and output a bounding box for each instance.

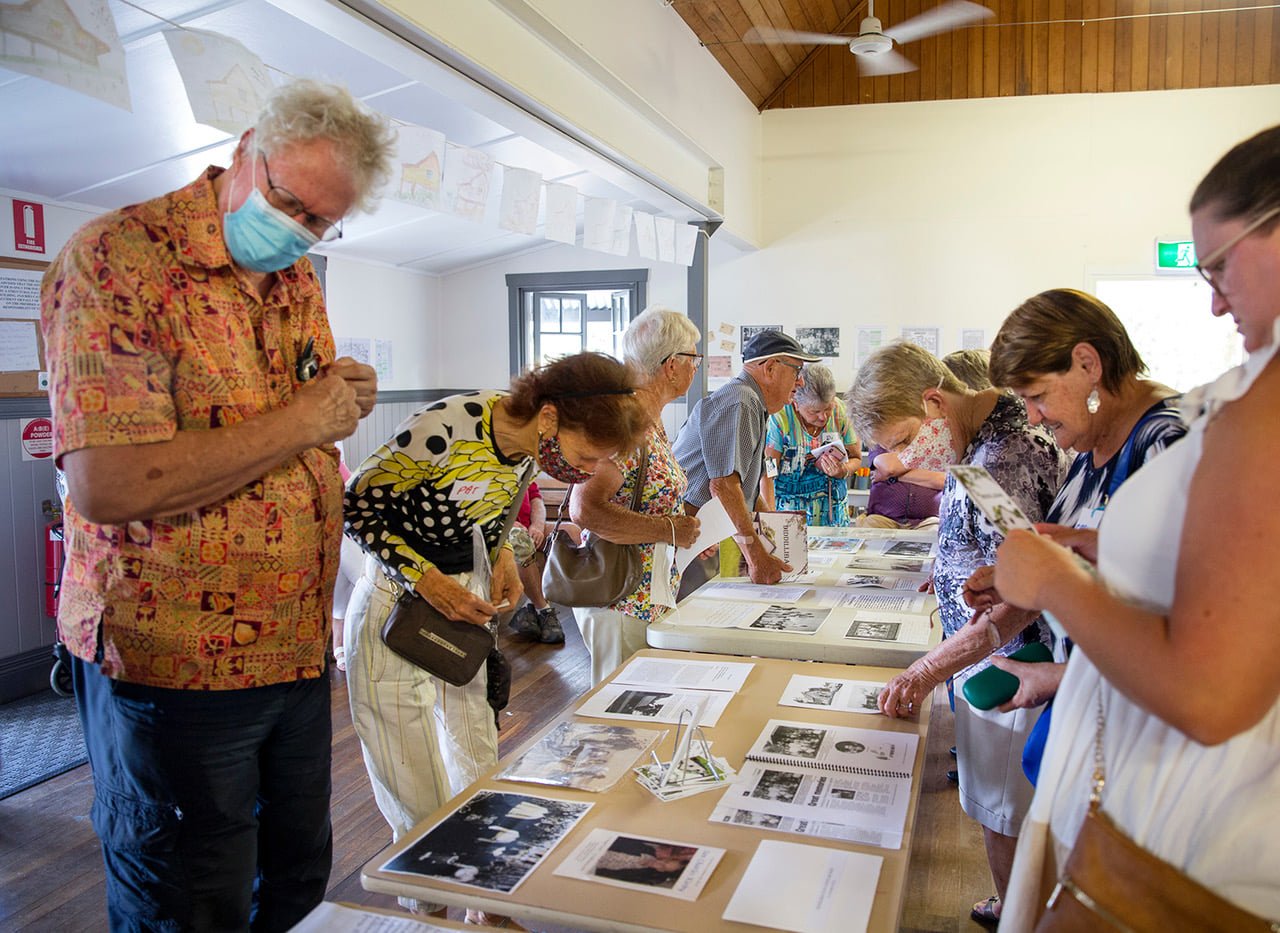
[570,308,704,685]
[342,352,646,915]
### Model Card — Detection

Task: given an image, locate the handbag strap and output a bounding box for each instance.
[492,463,537,563]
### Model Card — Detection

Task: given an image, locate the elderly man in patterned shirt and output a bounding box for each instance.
[672,331,820,585]
[40,80,394,931]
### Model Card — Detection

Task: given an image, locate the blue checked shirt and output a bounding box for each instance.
[672,371,769,510]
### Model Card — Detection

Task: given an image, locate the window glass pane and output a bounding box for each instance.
[540,297,561,333]
[1095,278,1244,393]
[561,297,583,332]
[584,320,615,355]
[540,333,581,365]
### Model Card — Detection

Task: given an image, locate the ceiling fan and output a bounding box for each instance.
[743,0,994,76]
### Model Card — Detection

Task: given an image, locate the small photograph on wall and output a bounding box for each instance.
[796,327,840,357]
[740,324,782,346]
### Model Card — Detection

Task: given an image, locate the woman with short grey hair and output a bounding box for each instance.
[622,305,703,378]
[762,362,862,526]
[569,307,703,684]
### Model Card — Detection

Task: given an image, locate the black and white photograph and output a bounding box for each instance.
[793,680,844,706]
[494,721,663,793]
[847,620,902,641]
[796,326,840,357]
[605,689,674,718]
[553,829,725,900]
[883,539,935,557]
[778,675,886,714]
[749,768,803,802]
[726,809,782,829]
[748,604,831,634]
[740,324,782,345]
[761,724,825,759]
[847,556,933,574]
[381,791,591,894]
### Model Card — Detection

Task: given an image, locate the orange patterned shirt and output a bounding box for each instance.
[41,167,342,690]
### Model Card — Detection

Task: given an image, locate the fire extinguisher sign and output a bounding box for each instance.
[12,199,46,254]
[21,417,53,461]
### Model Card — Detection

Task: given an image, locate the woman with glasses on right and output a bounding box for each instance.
[995,125,1280,929]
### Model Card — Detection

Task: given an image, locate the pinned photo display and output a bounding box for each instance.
[948,464,1037,535]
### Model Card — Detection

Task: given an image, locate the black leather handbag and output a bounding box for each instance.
[541,443,649,608]
[379,465,534,687]
[380,592,494,687]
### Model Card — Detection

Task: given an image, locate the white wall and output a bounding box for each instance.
[437,244,689,389]
[324,259,441,390]
[708,85,1280,387]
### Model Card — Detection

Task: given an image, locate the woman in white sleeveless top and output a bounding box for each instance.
[993,125,1280,929]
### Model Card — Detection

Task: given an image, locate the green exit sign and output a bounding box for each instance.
[1155,239,1197,270]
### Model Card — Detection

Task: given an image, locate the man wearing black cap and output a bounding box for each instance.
[672,331,821,584]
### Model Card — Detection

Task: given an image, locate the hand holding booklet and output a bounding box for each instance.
[947,464,1037,535]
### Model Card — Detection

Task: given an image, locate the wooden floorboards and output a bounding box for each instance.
[0,613,990,931]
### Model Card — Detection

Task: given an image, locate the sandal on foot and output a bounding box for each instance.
[970,895,1001,928]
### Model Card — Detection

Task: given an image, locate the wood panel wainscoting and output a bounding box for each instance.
[0,615,989,932]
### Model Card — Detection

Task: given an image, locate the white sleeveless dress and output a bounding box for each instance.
[1000,319,1280,930]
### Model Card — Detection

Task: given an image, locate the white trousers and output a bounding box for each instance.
[573,605,649,686]
[345,557,498,842]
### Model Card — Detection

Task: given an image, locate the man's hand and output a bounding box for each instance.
[741,536,791,585]
[416,568,499,626]
[326,357,377,417]
[291,371,362,446]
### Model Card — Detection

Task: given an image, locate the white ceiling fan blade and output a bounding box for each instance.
[883,0,993,45]
[856,48,919,76]
[742,25,853,46]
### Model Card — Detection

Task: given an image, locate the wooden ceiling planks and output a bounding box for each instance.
[673,0,1280,109]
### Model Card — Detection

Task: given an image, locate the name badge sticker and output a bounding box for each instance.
[449,480,491,502]
[765,459,779,478]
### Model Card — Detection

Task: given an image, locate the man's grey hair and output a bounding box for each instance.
[254,79,396,213]
[794,363,837,407]
[622,306,702,377]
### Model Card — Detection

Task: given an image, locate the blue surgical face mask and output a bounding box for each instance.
[223,170,318,273]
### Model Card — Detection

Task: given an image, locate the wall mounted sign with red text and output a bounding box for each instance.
[21,417,53,461]
[12,200,46,254]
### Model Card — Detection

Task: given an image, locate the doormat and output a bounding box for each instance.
[0,691,87,800]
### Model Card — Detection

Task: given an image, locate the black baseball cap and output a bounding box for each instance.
[743,331,822,364]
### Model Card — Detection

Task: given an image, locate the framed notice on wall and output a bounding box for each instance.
[0,258,49,397]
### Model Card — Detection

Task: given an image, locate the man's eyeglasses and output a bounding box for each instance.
[261,153,343,242]
[774,359,804,382]
[1196,205,1280,297]
[664,352,704,367]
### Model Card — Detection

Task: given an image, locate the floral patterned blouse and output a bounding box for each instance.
[598,422,687,623]
[933,393,1071,671]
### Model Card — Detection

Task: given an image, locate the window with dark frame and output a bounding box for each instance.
[506,270,648,374]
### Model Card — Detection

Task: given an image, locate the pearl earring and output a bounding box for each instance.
[1086,389,1100,414]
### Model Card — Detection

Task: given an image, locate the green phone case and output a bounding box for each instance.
[961,641,1054,711]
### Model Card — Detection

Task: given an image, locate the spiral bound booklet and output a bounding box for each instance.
[710,720,919,849]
